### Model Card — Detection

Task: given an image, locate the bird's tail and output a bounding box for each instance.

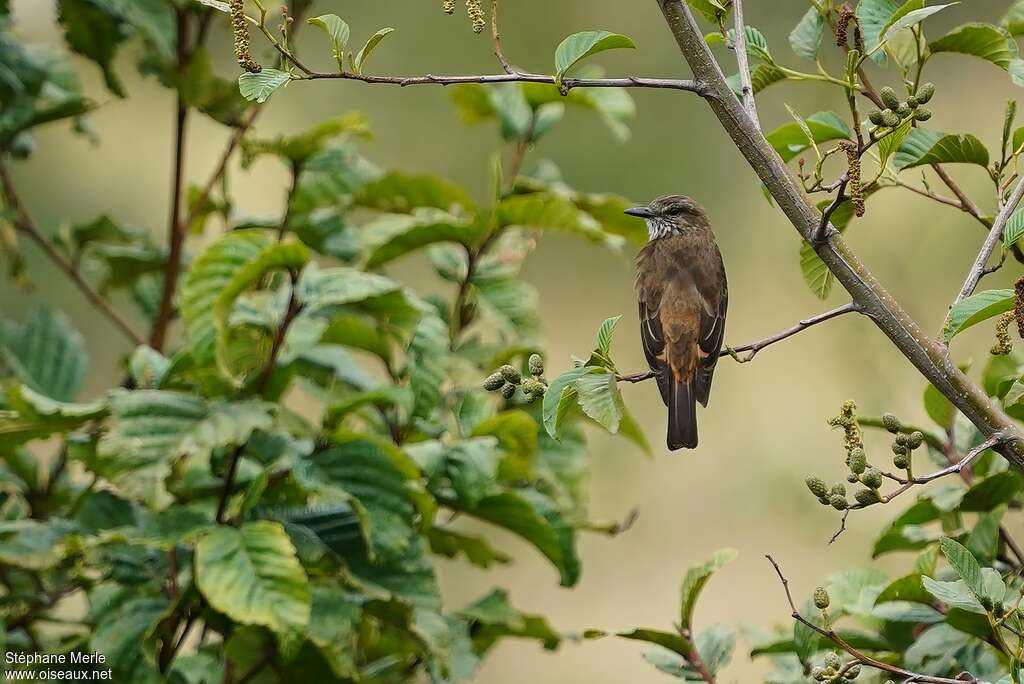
[667,377,698,450]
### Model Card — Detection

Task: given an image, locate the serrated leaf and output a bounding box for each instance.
[726,63,788,96]
[195,521,311,633]
[595,316,621,357]
[939,537,987,601]
[894,129,990,169]
[929,22,1018,70]
[353,27,395,75]
[942,289,1014,342]
[554,31,636,81]
[766,111,850,162]
[881,2,958,44]
[356,171,476,215]
[356,212,484,268]
[0,385,106,450]
[496,194,623,249]
[856,0,901,65]
[680,548,737,630]
[686,0,730,24]
[1006,2,1024,37]
[1003,208,1024,249]
[307,14,350,70]
[238,68,290,103]
[542,366,590,438]
[789,7,824,60]
[0,305,88,401]
[575,369,623,433]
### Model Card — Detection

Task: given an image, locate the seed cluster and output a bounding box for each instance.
[231,0,262,73]
[482,354,548,403]
[868,84,934,131]
[811,651,861,683]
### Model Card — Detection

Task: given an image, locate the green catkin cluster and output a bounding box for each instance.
[839,141,864,217]
[867,83,934,131]
[992,311,1013,355]
[482,354,547,402]
[828,400,863,452]
[1015,274,1024,339]
[230,0,262,73]
[811,400,888,509]
[811,651,859,683]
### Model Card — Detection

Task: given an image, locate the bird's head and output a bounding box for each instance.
[624,194,708,241]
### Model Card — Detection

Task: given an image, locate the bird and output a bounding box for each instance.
[625,195,728,450]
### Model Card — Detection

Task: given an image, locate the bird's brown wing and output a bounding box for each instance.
[638,297,670,405]
[694,259,727,407]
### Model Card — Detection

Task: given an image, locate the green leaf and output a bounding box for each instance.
[595,316,621,358]
[0,305,88,401]
[554,31,636,81]
[353,27,395,75]
[0,519,71,570]
[195,521,311,633]
[924,382,955,428]
[295,434,423,562]
[308,587,361,678]
[1005,2,1024,37]
[856,0,901,65]
[881,2,958,44]
[686,0,731,24]
[680,548,737,630]
[496,194,623,249]
[90,596,169,681]
[307,14,350,70]
[1003,208,1024,249]
[58,0,128,96]
[575,369,624,433]
[942,289,1014,342]
[356,171,476,215]
[726,63,788,96]
[238,68,291,103]
[457,489,579,586]
[929,22,1018,70]
[0,385,106,451]
[894,129,990,169]
[710,26,771,63]
[406,306,448,420]
[878,114,914,168]
[356,212,483,268]
[789,7,824,60]
[939,537,987,602]
[542,366,591,438]
[799,242,833,300]
[960,472,1021,512]
[765,111,851,163]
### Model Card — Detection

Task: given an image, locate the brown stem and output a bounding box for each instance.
[490,0,514,74]
[0,160,142,345]
[657,0,1024,470]
[296,70,708,96]
[933,163,985,221]
[765,555,969,683]
[150,10,192,352]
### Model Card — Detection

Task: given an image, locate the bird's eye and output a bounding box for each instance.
[668,206,684,216]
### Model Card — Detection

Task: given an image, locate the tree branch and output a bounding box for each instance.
[296,70,707,95]
[150,9,193,352]
[730,0,759,131]
[656,0,1024,469]
[490,0,514,75]
[765,555,970,684]
[953,174,1024,306]
[933,163,986,223]
[0,159,143,345]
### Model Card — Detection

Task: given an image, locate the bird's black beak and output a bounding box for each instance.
[624,206,654,219]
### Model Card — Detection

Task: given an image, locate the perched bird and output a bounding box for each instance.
[625,195,728,450]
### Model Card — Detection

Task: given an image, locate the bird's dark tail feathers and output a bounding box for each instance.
[667,377,698,450]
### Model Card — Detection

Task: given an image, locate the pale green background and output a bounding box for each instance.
[4,0,1023,681]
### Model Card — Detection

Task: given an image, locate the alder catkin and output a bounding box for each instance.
[1015,274,1024,339]
[835,5,854,47]
[466,0,486,33]
[443,0,456,14]
[231,0,262,73]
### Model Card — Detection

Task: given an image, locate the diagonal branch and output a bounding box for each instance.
[656,0,1024,469]
[953,173,1024,306]
[730,0,759,131]
[0,159,143,345]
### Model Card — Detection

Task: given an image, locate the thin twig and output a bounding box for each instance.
[0,159,143,345]
[730,0,759,130]
[297,70,707,95]
[150,9,193,352]
[765,555,972,684]
[490,0,514,75]
[954,174,1024,306]
[933,164,986,223]
[617,303,860,383]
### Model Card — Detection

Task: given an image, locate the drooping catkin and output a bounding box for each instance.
[231,0,262,73]
[1015,274,1024,338]
[466,0,486,34]
[443,0,456,14]
[840,141,864,217]
[835,5,854,48]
